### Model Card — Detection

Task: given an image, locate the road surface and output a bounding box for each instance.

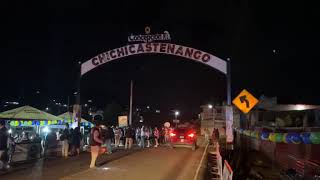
[61,146,206,180]
[1,141,207,180]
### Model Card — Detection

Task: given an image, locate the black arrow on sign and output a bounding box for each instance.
[239,95,250,108]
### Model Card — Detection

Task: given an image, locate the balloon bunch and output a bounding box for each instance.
[236,128,320,144]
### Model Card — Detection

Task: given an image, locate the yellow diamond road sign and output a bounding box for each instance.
[232,89,259,114]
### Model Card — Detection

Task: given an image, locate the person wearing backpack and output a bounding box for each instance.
[89,123,104,168]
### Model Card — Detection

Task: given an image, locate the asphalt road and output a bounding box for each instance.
[0,147,142,180]
[61,146,206,180]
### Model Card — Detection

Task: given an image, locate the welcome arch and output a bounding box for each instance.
[79,40,232,142]
[81,42,227,76]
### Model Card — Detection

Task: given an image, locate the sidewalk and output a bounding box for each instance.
[0,146,142,180]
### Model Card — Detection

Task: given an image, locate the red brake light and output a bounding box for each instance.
[170,132,176,137]
[188,133,195,138]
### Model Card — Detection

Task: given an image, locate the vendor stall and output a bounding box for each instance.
[0,105,64,161]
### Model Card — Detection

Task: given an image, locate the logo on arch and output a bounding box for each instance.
[128,27,171,43]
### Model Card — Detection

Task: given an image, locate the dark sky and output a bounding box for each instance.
[1,1,320,119]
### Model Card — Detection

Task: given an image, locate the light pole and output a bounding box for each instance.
[208,104,214,125]
[174,111,179,127]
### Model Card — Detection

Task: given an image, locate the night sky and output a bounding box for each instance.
[1,1,320,120]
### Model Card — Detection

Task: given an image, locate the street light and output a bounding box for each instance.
[174,111,180,128]
[175,111,179,119]
[208,104,214,128]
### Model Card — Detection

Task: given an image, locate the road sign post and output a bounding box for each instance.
[232,89,259,114]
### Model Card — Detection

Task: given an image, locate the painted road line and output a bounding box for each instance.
[193,142,209,180]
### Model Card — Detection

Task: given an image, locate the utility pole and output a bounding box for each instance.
[227,58,231,106]
[129,80,133,126]
[76,61,82,128]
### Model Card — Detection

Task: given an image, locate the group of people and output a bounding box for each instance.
[59,123,82,158]
[1,119,176,169]
[88,122,172,168]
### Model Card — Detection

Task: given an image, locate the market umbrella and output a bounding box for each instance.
[0,105,62,121]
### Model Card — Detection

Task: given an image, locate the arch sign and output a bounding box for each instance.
[80,27,227,76]
[79,27,232,144]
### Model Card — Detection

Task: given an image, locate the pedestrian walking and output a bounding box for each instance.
[89,123,104,168]
[60,123,70,158]
[153,127,160,147]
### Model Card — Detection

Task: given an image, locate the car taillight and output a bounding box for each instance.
[188,133,195,138]
[170,132,176,137]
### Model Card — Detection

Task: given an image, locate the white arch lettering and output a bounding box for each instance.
[81,43,227,76]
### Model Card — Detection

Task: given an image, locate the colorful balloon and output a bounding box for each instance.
[250,131,255,138]
[254,131,260,139]
[290,133,301,144]
[243,130,249,136]
[274,133,283,143]
[269,133,276,142]
[301,132,311,144]
[310,132,320,144]
[283,133,289,143]
[261,132,270,140]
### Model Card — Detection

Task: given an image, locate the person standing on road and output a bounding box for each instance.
[140,126,145,148]
[72,127,82,156]
[110,126,115,146]
[61,123,70,158]
[89,123,104,168]
[160,127,165,144]
[153,127,160,147]
[145,127,151,148]
[135,127,140,146]
[114,127,121,148]
[104,126,113,154]
[68,128,74,156]
[164,127,170,144]
[7,135,16,163]
[125,126,134,150]
[0,121,8,169]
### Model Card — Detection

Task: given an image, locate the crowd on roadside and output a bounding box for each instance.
[1,119,177,169]
[88,122,174,168]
